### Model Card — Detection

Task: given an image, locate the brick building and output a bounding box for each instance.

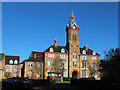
[19,11,100,80]
[0,53,20,79]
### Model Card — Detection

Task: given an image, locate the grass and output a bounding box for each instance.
[55,81,70,84]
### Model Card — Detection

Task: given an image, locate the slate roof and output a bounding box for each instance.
[44,45,68,53]
[5,55,20,65]
[31,51,43,57]
[80,48,100,55]
[21,51,43,64]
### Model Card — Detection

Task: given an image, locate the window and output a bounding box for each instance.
[82,56,87,60]
[48,53,54,58]
[14,65,17,68]
[72,35,76,41]
[82,60,87,68]
[52,61,54,66]
[82,71,88,78]
[6,69,8,72]
[50,47,53,52]
[10,69,12,72]
[14,69,17,72]
[48,60,50,66]
[10,65,12,68]
[37,63,41,68]
[60,54,66,59]
[61,48,65,53]
[13,74,16,77]
[95,63,98,68]
[93,51,96,55]
[82,50,86,54]
[28,62,33,68]
[37,72,41,78]
[34,53,36,58]
[9,60,13,64]
[82,71,86,78]
[6,65,9,68]
[91,63,94,68]
[14,60,18,64]
[92,56,97,60]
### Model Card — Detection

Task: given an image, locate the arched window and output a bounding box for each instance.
[73,52,77,67]
[9,60,13,64]
[14,60,18,64]
[93,51,96,55]
[61,48,65,53]
[50,47,53,52]
[82,50,86,54]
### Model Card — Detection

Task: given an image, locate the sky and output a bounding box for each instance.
[2,2,118,62]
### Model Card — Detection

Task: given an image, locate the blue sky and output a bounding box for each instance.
[2,2,118,62]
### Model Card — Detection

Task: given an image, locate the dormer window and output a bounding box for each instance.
[93,51,96,55]
[34,53,36,58]
[61,48,65,53]
[50,47,53,52]
[14,60,18,64]
[82,50,86,54]
[9,60,13,64]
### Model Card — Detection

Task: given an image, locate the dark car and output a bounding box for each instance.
[2,77,33,90]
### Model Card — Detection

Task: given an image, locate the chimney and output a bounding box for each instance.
[54,39,57,47]
[84,46,88,50]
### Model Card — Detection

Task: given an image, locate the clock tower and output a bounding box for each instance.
[66,11,80,78]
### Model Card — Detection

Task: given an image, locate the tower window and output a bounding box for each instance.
[72,35,76,41]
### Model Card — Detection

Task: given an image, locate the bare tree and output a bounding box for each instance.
[54,56,66,76]
[4,72,11,78]
[87,60,100,78]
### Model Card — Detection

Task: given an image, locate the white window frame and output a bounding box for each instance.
[50,47,54,52]
[14,60,18,64]
[61,48,65,53]
[9,60,13,64]
[82,50,86,54]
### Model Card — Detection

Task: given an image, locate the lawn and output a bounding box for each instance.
[55,81,70,84]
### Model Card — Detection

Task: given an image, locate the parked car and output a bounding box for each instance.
[2,77,33,90]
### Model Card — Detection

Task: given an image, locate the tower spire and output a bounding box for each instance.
[67,10,78,28]
[70,10,75,19]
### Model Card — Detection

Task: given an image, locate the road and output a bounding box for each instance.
[33,83,90,90]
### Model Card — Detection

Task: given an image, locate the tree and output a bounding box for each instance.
[54,56,66,77]
[87,60,100,78]
[101,48,120,82]
[4,72,11,78]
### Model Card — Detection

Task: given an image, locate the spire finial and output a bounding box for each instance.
[70,10,75,19]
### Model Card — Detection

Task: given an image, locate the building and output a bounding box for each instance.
[0,53,20,79]
[19,51,43,79]
[19,11,100,80]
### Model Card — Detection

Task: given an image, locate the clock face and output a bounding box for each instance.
[73,26,76,29]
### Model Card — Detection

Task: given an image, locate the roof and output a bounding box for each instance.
[0,53,5,61]
[21,56,43,64]
[31,51,43,57]
[5,55,20,65]
[67,10,78,28]
[80,48,100,55]
[44,45,68,53]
